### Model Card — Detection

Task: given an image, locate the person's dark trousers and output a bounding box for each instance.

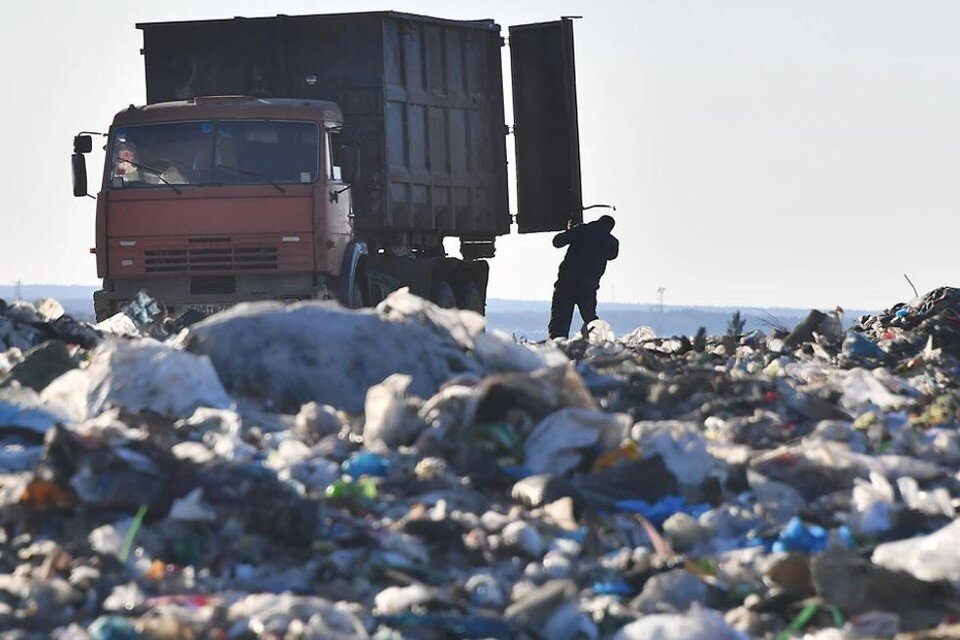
[549,278,600,338]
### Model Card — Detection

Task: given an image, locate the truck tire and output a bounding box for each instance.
[457,282,484,314]
[348,278,364,309]
[431,280,456,309]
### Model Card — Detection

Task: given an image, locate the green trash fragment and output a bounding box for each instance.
[325,477,378,502]
[462,422,524,464]
[775,602,844,640]
[829,605,844,628]
[777,602,819,640]
[119,505,148,563]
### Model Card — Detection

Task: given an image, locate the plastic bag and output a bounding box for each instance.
[613,604,747,640]
[871,519,960,581]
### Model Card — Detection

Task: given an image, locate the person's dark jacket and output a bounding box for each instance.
[553,219,619,284]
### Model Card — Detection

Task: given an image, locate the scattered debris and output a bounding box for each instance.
[0,287,959,638]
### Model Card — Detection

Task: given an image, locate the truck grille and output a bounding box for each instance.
[144,246,279,273]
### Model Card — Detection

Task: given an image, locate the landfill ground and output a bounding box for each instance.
[2,288,960,639]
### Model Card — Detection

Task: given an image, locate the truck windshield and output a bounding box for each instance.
[109,120,320,189]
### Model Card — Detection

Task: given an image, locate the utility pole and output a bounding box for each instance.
[656,286,665,335]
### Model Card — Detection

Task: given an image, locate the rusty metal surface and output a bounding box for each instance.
[111,98,343,127]
[104,186,315,277]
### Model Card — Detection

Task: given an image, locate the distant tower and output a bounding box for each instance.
[657,286,665,335]
[14,279,22,302]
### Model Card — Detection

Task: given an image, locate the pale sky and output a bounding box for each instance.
[3,0,959,309]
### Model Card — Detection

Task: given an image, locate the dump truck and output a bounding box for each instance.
[71,12,583,321]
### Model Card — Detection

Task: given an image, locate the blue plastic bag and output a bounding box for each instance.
[614,496,711,527]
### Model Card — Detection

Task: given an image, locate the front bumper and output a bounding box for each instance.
[94,273,335,321]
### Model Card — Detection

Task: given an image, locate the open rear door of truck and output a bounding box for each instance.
[509,18,582,234]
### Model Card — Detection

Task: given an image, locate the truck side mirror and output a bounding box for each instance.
[73,134,93,154]
[72,153,88,197]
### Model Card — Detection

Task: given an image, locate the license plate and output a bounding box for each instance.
[183,304,228,316]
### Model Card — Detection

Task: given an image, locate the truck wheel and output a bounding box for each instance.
[431,280,456,309]
[348,278,364,308]
[458,282,484,314]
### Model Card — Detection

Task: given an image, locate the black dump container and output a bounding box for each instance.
[138,11,580,238]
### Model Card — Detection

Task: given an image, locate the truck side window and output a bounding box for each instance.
[327,131,342,181]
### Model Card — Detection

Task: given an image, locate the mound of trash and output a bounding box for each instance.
[1,287,960,639]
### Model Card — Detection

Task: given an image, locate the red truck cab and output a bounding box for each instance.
[91,97,354,319]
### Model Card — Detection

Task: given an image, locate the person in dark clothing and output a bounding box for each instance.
[548,215,619,338]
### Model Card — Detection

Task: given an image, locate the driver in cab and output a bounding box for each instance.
[114,142,142,183]
[113,141,186,187]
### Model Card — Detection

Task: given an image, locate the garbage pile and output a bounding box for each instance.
[2,287,960,639]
